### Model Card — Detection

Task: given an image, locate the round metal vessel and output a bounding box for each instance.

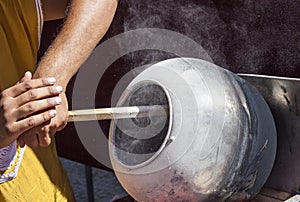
[109,58,277,201]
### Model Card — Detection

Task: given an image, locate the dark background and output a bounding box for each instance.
[38,0,300,194]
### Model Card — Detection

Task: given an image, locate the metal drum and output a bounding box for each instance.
[109,58,277,201]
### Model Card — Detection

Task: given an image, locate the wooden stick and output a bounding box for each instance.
[68,105,168,122]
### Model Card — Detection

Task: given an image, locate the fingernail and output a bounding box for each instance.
[47,77,56,84]
[56,86,63,93]
[54,97,62,104]
[25,71,32,77]
[49,97,62,105]
[49,110,56,117]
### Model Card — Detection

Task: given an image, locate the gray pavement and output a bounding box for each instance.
[60,158,127,202]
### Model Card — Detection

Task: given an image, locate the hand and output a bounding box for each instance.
[0,72,62,148]
[20,92,68,148]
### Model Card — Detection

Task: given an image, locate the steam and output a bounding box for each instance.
[113,0,226,69]
[110,0,300,77]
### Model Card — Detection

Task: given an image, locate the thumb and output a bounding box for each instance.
[20,71,32,83]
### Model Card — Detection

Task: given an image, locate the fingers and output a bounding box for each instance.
[38,124,54,147]
[15,93,68,148]
[0,72,64,148]
[12,109,56,139]
[20,121,52,148]
[21,130,40,149]
[21,122,54,148]
[5,77,57,98]
[19,72,53,148]
[20,71,32,83]
[14,85,63,107]
[14,96,62,120]
[27,113,67,148]
[37,115,67,148]
[54,112,68,132]
[16,71,34,148]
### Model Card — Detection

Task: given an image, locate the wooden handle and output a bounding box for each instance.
[68,105,168,122]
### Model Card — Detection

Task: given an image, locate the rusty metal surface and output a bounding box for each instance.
[239,74,300,194]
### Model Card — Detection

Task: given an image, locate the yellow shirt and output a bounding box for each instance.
[0,0,74,201]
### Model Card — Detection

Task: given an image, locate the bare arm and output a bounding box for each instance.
[35,0,118,90]
[21,0,118,148]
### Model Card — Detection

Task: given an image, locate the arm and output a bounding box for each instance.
[21,0,118,148]
[35,0,118,90]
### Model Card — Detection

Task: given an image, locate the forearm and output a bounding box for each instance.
[35,0,118,90]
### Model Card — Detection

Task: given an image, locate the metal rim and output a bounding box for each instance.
[110,80,173,169]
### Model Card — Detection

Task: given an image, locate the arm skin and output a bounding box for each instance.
[36,0,118,90]
[21,0,119,148]
[0,72,62,149]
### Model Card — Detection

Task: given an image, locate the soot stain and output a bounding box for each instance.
[280,85,287,93]
[171,175,184,186]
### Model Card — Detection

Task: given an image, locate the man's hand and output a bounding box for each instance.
[20,0,118,148]
[20,92,68,148]
[0,72,62,149]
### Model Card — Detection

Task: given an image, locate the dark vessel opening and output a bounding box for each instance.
[112,82,171,167]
